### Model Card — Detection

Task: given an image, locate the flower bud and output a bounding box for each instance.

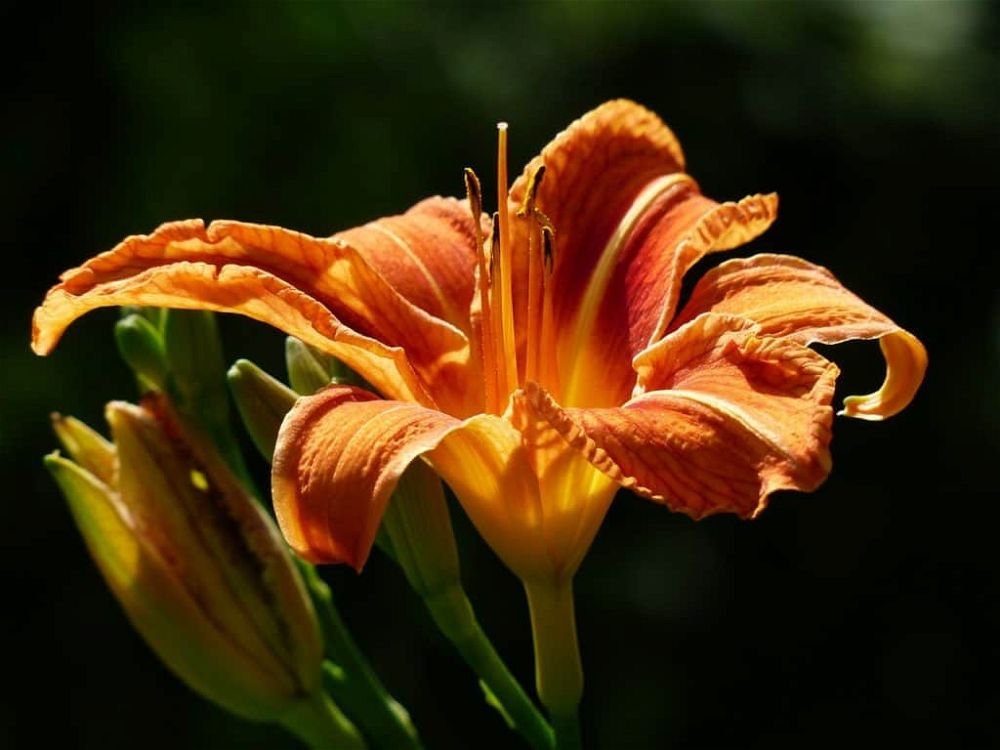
[227,359,297,463]
[285,337,333,395]
[162,310,229,428]
[51,412,115,483]
[115,313,168,392]
[46,398,326,724]
[380,461,461,604]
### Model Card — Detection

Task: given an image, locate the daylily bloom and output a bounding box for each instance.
[33,99,926,718]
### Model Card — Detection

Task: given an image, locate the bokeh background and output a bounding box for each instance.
[3,1,997,747]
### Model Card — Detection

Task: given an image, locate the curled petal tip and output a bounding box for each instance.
[840,331,928,421]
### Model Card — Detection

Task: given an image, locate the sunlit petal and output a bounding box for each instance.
[518,314,838,518]
[671,253,927,419]
[563,190,778,407]
[32,219,475,410]
[335,197,483,334]
[506,100,685,366]
[272,385,547,578]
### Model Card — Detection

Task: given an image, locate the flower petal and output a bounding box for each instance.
[507,100,684,367]
[272,385,547,578]
[561,189,778,407]
[334,196,481,334]
[508,100,777,406]
[515,314,838,519]
[670,254,927,419]
[32,219,473,411]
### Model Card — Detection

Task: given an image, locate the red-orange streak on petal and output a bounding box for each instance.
[670,254,927,420]
[566,189,779,407]
[31,219,473,411]
[519,314,838,519]
[272,385,548,578]
[507,100,686,370]
[334,197,480,335]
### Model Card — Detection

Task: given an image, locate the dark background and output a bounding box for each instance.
[3,1,997,747]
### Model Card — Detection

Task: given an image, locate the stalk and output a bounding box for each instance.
[525,580,583,750]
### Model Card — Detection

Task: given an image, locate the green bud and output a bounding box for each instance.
[120,305,165,330]
[115,314,168,392]
[328,355,366,388]
[227,360,297,463]
[380,461,461,603]
[162,310,229,428]
[45,398,331,727]
[285,337,333,395]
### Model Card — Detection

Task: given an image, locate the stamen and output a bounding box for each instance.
[464,168,483,226]
[541,224,554,275]
[465,167,498,413]
[520,164,548,383]
[489,213,500,284]
[538,225,557,389]
[517,164,546,218]
[488,212,507,407]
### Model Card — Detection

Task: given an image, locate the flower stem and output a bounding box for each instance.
[424,584,555,750]
[279,690,366,750]
[301,563,423,749]
[524,580,583,750]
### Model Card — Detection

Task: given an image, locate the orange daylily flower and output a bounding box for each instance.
[32,100,926,591]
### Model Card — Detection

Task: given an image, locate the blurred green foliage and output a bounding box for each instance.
[3,1,997,747]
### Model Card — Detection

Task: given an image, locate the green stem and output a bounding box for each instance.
[550,714,582,750]
[524,580,583,750]
[280,690,367,750]
[424,585,555,750]
[301,564,422,749]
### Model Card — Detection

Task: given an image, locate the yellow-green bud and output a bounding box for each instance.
[227,360,297,463]
[380,462,462,603]
[285,337,332,395]
[45,397,326,725]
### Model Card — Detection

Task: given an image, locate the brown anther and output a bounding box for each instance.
[517,164,546,218]
[542,225,555,274]
[489,212,501,282]
[464,168,483,223]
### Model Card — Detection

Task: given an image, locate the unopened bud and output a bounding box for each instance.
[285,338,333,395]
[115,314,168,392]
[162,310,229,429]
[45,397,326,725]
[51,413,116,484]
[381,461,461,603]
[227,359,297,463]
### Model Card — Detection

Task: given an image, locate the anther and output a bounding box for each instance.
[464,168,483,224]
[517,164,546,218]
[489,212,501,283]
[542,226,555,274]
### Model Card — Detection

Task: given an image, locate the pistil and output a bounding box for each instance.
[495,123,519,402]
